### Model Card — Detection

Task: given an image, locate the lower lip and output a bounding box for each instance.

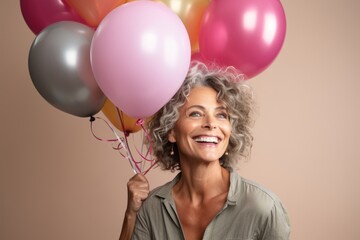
[195,141,219,147]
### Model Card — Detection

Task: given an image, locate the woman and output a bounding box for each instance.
[119,62,290,240]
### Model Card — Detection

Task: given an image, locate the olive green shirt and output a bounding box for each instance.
[132,168,290,239]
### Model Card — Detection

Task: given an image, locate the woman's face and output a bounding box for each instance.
[168,86,231,164]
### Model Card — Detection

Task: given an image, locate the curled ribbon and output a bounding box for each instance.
[89,113,157,175]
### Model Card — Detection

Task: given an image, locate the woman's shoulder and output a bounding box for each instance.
[240,177,281,203]
[238,176,291,238]
[230,170,287,215]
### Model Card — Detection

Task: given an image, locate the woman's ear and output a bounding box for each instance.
[168,129,176,143]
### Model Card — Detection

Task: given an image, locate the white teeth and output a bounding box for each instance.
[194,136,219,143]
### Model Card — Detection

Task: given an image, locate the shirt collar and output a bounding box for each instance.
[155,168,242,205]
[226,167,242,205]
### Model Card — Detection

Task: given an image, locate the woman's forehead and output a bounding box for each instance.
[182,86,225,109]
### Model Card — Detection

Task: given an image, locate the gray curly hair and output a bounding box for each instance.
[146,61,255,171]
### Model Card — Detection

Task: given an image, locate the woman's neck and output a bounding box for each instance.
[173,162,230,204]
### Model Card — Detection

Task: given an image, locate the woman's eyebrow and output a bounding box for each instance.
[186,105,205,111]
[186,105,228,111]
[216,106,228,111]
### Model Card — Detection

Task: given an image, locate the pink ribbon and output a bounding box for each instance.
[89,114,157,175]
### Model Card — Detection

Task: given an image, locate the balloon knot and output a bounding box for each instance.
[136,119,144,126]
[124,131,130,137]
[89,116,95,122]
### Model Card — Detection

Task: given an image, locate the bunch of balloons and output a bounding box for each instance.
[21,0,286,172]
[21,0,286,123]
[21,0,192,124]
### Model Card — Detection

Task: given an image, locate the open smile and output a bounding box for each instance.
[193,136,221,144]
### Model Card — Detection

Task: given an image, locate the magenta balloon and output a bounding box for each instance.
[20,0,86,34]
[91,1,191,119]
[199,0,286,79]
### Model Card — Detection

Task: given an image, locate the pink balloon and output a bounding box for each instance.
[199,0,286,79]
[20,0,86,34]
[91,1,191,119]
[191,51,218,69]
[191,52,208,64]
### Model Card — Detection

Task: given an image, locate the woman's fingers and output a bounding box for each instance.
[126,173,150,214]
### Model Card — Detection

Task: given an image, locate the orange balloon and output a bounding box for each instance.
[127,0,210,52]
[65,0,126,27]
[101,99,143,134]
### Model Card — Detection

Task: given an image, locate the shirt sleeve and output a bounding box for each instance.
[131,209,151,240]
[260,200,291,240]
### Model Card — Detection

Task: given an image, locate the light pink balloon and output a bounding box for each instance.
[91,1,191,119]
[199,0,286,79]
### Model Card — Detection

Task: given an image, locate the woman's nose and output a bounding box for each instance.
[202,115,217,129]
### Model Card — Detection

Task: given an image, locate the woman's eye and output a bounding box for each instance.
[217,112,229,119]
[188,111,203,118]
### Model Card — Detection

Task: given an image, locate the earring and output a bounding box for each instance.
[224,151,228,156]
[170,144,174,156]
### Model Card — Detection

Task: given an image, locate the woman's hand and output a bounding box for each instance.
[120,173,150,240]
[126,173,150,216]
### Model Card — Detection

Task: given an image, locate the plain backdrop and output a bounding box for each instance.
[1,0,360,239]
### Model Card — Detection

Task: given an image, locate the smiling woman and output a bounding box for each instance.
[149,62,255,171]
[119,61,291,240]
[167,86,232,168]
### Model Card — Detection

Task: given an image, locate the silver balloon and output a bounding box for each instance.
[28,21,105,117]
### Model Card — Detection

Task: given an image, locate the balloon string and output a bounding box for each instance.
[142,161,157,175]
[114,108,157,173]
[89,116,141,174]
[135,119,158,174]
[134,146,153,162]
[131,124,153,162]
[136,119,153,156]
[109,107,129,158]
[90,116,118,142]
[115,108,143,171]
[89,115,156,175]
[135,119,156,165]
[115,107,130,137]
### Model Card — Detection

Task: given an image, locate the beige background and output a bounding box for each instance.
[1,0,360,239]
